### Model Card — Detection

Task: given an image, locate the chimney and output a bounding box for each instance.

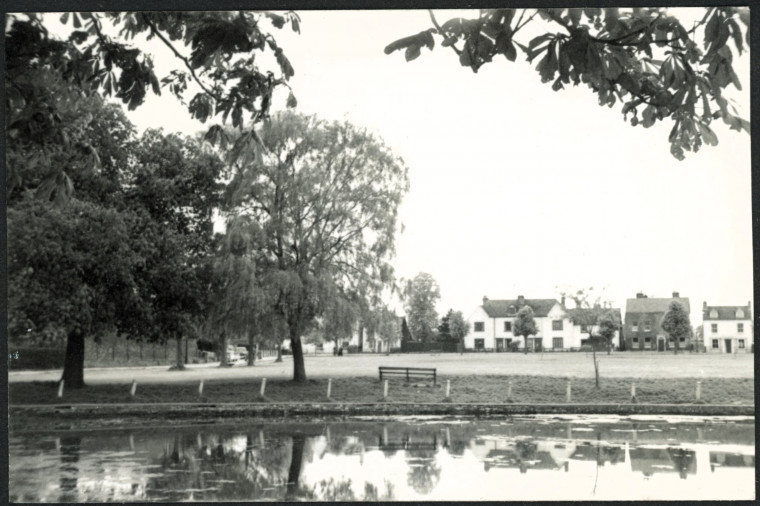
[636,292,645,299]
[561,295,566,307]
[483,296,488,306]
[517,295,525,306]
[703,301,707,310]
[672,291,680,298]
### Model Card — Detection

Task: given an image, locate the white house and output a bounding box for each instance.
[466,295,613,352]
[566,306,623,350]
[702,301,753,353]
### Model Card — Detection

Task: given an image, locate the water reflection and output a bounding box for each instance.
[9,417,755,501]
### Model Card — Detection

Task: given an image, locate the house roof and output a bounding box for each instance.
[625,297,690,315]
[566,307,622,326]
[482,299,558,318]
[703,305,752,321]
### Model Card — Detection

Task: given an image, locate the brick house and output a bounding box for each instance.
[702,301,753,353]
[624,292,692,351]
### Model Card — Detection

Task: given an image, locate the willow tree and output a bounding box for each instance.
[225,112,409,381]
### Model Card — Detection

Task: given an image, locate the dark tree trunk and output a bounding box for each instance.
[175,335,185,370]
[248,332,255,366]
[126,340,129,361]
[61,329,86,389]
[523,337,528,354]
[275,344,283,362]
[185,337,189,364]
[674,339,679,355]
[290,327,306,382]
[219,331,228,366]
[285,434,306,500]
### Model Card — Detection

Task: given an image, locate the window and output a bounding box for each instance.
[679,337,685,342]
[632,337,639,344]
[738,339,745,349]
[712,339,719,349]
[474,338,485,350]
[474,322,484,332]
[580,324,588,333]
[644,337,651,348]
[504,321,512,332]
[710,309,718,319]
[643,321,652,332]
[738,323,744,333]
[736,309,744,318]
[711,323,718,333]
[552,320,563,331]
[631,321,639,332]
[552,337,563,349]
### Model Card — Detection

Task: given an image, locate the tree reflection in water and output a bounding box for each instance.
[58,436,82,503]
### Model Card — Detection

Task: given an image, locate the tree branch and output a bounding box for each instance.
[140,14,224,102]
[428,10,462,56]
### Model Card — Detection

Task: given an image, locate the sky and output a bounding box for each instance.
[43,9,753,325]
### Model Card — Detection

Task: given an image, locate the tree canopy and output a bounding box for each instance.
[385,7,749,160]
[512,305,538,353]
[222,112,409,381]
[661,300,692,354]
[403,273,441,343]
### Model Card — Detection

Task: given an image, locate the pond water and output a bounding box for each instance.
[9,415,755,502]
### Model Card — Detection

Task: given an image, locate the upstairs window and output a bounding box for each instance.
[504,321,512,332]
[711,323,718,333]
[710,309,718,319]
[631,321,639,331]
[736,309,745,318]
[643,321,652,332]
[474,322,484,332]
[552,320,563,331]
[737,323,744,333]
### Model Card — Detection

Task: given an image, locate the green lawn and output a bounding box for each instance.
[9,375,753,406]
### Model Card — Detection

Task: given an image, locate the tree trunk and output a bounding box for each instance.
[185,337,189,364]
[175,335,185,370]
[61,329,86,389]
[219,331,228,366]
[290,327,306,382]
[674,339,679,355]
[523,336,528,354]
[275,345,283,362]
[247,332,255,366]
[593,348,600,389]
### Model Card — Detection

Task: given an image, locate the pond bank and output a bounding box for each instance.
[10,402,754,432]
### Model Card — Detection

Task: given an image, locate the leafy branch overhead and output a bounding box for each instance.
[5,11,300,201]
[385,7,749,160]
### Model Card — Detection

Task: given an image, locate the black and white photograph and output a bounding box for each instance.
[5,3,755,502]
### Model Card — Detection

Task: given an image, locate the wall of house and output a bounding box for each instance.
[703,319,753,353]
[466,306,493,350]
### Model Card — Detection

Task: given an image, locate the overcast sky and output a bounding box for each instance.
[49,9,752,325]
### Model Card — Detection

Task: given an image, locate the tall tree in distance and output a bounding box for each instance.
[598,310,621,356]
[512,305,538,354]
[385,7,749,159]
[223,112,409,381]
[448,310,471,348]
[661,301,692,354]
[403,273,441,343]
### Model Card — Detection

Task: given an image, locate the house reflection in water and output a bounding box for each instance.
[628,447,697,479]
[709,452,755,471]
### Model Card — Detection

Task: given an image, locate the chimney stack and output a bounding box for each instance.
[636,292,645,299]
[672,291,680,298]
[703,301,707,310]
[517,295,525,306]
[561,295,566,307]
[483,296,488,306]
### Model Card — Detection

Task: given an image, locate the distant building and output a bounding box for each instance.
[624,292,692,351]
[566,306,623,350]
[702,301,753,353]
[466,295,621,351]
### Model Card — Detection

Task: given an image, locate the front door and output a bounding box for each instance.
[496,338,504,352]
[657,338,665,352]
[725,339,732,353]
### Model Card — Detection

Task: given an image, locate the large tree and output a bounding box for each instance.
[512,305,538,354]
[385,7,749,159]
[448,310,471,347]
[403,273,441,343]
[223,112,409,381]
[661,300,692,355]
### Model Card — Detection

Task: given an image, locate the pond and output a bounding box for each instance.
[9,415,755,502]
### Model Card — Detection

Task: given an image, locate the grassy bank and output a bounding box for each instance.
[9,375,753,406]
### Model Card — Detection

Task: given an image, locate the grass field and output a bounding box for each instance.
[9,350,754,386]
[9,375,753,406]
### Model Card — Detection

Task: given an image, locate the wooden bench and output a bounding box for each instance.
[379,366,437,385]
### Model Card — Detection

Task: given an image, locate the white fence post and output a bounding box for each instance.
[57,380,64,398]
[631,381,637,403]
[696,380,701,401]
[326,378,332,399]
[198,379,204,396]
[445,380,451,399]
[566,379,572,403]
[130,379,137,397]
[260,378,267,397]
[507,380,513,402]
[383,380,389,400]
